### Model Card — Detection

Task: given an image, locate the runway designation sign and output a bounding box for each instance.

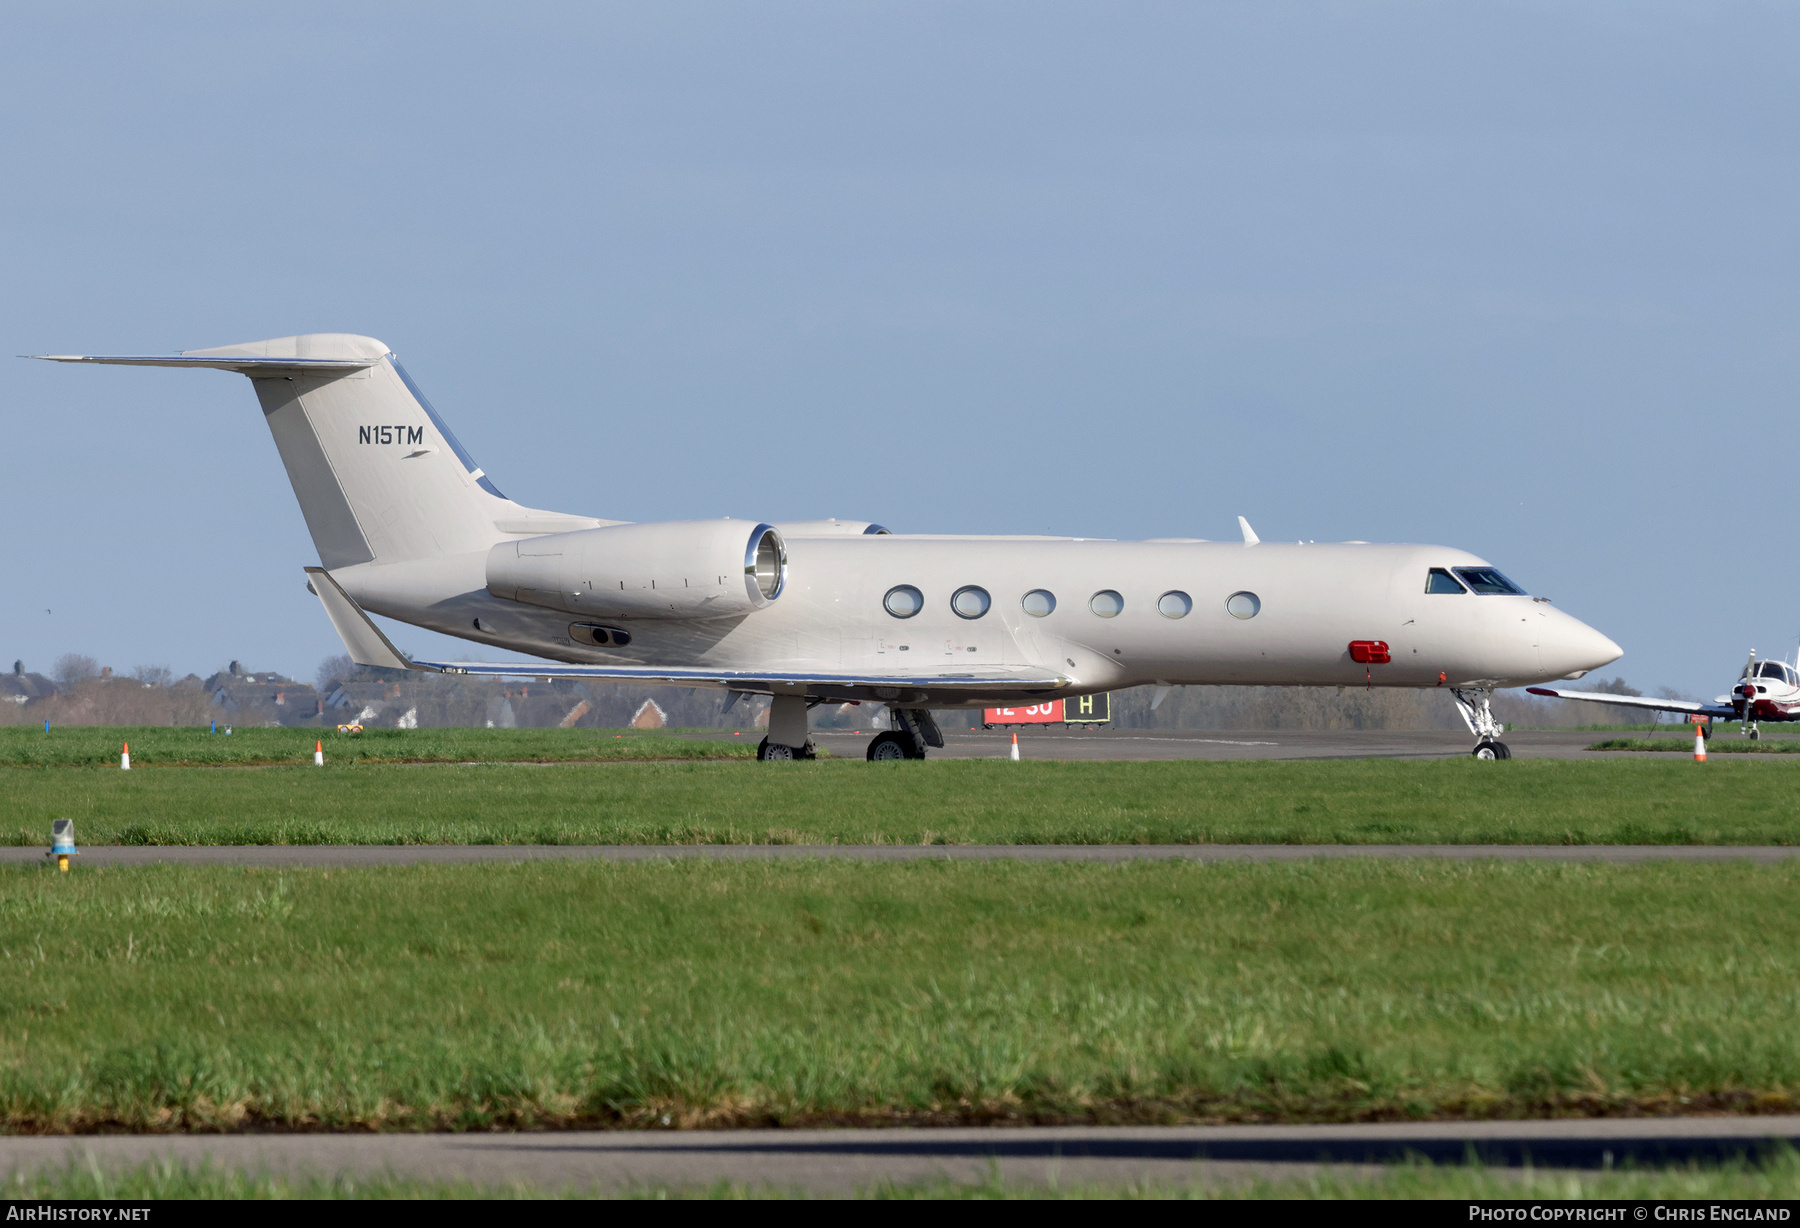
[983,694,1112,726]
[984,701,1063,725]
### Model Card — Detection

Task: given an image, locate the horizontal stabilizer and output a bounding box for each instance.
[1525,686,1735,720]
[30,354,374,374]
[304,567,414,672]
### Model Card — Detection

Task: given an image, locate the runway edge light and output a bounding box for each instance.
[50,820,75,873]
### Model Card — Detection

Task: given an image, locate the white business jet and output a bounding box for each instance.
[37,334,1622,761]
[1529,650,1800,740]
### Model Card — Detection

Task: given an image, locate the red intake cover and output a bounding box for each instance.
[1348,640,1391,664]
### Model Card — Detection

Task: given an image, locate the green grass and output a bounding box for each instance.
[0,725,753,768]
[1593,737,1800,753]
[13,1153,1800,1198]
[4,757,1800,846]
[2,859,1800,1130]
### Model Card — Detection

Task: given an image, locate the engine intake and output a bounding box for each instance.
[487,520,786,620]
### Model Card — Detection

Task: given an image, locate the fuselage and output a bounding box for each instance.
[339,535,1623,707]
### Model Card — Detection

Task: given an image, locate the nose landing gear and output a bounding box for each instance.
[1451,687,1512,761]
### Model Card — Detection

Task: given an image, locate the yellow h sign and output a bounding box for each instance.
[1064,693,1111,724]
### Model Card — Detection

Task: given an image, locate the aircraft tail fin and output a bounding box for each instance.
[39,334,600,568]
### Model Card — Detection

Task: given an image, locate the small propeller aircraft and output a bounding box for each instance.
[1527,650,1800,740]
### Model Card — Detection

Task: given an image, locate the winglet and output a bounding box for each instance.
[304,567,420,672]
[1237,516,1260,545]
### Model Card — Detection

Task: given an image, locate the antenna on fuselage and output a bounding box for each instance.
[1237,516,1260,545]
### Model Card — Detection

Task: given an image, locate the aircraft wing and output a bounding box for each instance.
[1524,686,1735,720]
[411,659,1068,693]
[306,566,1068,698]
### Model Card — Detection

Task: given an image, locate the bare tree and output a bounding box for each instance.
[52,654,99,688]
[315,653,359,692]
[130,664,174,687]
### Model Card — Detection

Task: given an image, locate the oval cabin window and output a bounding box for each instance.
[883,585,924,619]
[951,586,991,619]
[1225,591,1261,619]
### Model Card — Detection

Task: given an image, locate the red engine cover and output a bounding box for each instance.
[1348,640,1391,664]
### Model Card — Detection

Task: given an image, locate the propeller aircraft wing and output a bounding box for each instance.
[1524,686,1733,720]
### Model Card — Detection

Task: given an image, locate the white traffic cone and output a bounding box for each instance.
[1694,725,1706,762]
[1010,733,1020,761]
[120,741,130,771]
[314,739,324,767]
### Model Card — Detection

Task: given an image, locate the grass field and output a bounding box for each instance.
[3,757,1798,846]
[0,858,1797,1131]
[0,725,752,768]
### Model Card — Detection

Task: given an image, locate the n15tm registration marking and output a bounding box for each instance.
[359,426,425,445]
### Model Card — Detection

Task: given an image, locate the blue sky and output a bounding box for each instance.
[3,2,1795,696]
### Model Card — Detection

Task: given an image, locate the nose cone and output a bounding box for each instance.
[1539,608,1623,680]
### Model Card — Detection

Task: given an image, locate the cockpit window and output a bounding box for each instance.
[1425,568,1467,594]
[1452,567,1526,596]
[1760,661,1790,681]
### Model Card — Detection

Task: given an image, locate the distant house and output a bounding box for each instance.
[630,699,667,729]
[201,661,321,728]
[0,662,56,708]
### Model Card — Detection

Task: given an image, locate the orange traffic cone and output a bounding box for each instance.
[120,741,130,771]
[1010,733,1020,761]
[314,740,324,767]
[1694,724,1707,762]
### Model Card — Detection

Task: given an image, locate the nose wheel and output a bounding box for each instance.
[1472,740,1512,760]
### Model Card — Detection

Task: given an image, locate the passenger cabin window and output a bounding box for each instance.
[1452,567,1526,596]
[1426,568,1467,594]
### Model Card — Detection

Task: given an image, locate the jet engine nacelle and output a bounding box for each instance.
[486,519,787,620]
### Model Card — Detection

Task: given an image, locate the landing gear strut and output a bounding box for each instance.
[1451,688,1512,760]
[757,694,816,761]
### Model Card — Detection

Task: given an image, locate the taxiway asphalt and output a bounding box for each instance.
[5,1117,1797,1193]
[809,725,1730,761]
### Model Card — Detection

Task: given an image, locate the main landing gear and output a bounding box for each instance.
[754,695,946,762]
[865,731,916,761]
[1451,687,1512,760]
[756,738,816,760]
[866,709,942,761]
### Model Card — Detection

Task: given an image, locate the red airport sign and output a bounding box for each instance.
[984,700,1063,725]
[984,694,1112,727]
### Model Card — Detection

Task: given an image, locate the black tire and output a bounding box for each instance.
[1472,740,1512,760]
[756,738,797,761]
[1750,729,1761,741]
[866,731,918,761]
